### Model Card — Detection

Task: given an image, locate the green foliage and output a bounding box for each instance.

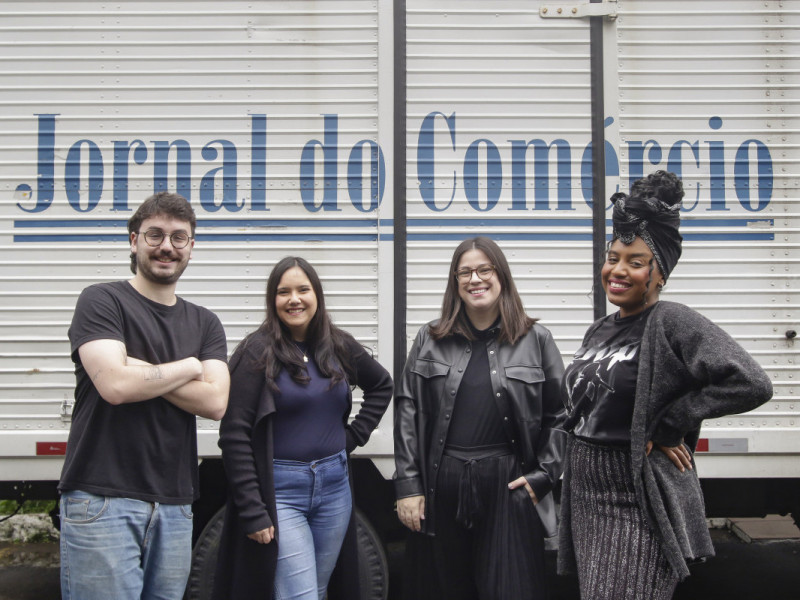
[25,529,59,543]
[0,499,57,515]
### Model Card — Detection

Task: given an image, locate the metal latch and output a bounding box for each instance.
[540,0,617,19]
[60,395,73,422]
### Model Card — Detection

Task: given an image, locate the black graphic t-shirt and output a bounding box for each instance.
[562,305,654,445]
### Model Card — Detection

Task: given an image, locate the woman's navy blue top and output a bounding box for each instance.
[272,342,349,462]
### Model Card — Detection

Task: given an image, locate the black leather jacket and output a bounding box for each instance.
[393,320,567,534]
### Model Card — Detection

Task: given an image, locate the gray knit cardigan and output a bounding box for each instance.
[557,301,773,580]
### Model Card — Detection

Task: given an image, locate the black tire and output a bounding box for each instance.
[184,506,389,600]
[184,506,224,600]
[355,507,389,600]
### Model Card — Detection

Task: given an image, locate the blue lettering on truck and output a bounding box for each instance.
[12,112,773,242]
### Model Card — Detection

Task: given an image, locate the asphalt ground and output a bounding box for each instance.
[387,525,800,600]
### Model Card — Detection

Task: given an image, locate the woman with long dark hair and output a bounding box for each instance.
[557,171,773,598]
[213,256,392,600]
[394,236,566,600]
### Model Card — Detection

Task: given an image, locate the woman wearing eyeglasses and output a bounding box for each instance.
[394,237,566,600]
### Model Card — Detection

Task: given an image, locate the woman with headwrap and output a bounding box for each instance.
[556,171,773,599]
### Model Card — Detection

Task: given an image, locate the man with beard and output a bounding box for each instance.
[58,192,230,600]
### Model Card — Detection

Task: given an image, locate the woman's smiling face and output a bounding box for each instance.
[274,266,318,341]
[457,248,502,324]
[602,236,664,317]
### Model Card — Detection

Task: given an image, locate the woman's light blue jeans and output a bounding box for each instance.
[59,489,193,600]
[273,449,352,600]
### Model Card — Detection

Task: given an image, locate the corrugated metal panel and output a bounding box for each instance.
[615,1,799,465]
[405,1,595,357]
[0,1,389,461]
[405,1,798,475]
[0,1,797,481]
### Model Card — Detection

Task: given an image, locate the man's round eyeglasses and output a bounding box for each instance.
[140,229,192,249]
[454,264,496,281]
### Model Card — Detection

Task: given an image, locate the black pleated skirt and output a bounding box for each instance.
[402,451,547,600]
[569,437,678,600]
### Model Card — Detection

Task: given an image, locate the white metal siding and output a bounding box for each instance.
[0,1,392,475]
[615,1,799,473]
[405,1,596,356]
[0,1,796,484]
[404,1,798,476]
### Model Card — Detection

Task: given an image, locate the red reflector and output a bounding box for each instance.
[695,438,709,452]
[36,442,67,456]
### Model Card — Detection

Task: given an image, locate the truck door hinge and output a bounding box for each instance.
[540,0,617,19]
[60,396,73,422]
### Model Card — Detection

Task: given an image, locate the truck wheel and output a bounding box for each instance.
[184,506,224,600]
[355,507,389,600]
[184,506,389,600]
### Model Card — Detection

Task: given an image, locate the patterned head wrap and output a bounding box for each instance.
[610,170,684,281]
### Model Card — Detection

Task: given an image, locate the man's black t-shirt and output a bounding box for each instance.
[59,281,228,504]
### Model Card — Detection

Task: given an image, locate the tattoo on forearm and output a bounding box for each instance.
[144,366,163,381]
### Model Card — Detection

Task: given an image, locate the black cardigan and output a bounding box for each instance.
[212,333,393,599]
[558,301,773,580]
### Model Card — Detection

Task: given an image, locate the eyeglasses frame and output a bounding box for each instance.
[454,264,496,282]
[138,228,193,249]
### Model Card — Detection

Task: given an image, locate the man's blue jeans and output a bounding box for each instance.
[273,449,352,600]
[59,489,193,600]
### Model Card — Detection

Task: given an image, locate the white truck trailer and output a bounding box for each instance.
[0,1,797,597]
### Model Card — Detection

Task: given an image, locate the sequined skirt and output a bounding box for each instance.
[569,437,678,600]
